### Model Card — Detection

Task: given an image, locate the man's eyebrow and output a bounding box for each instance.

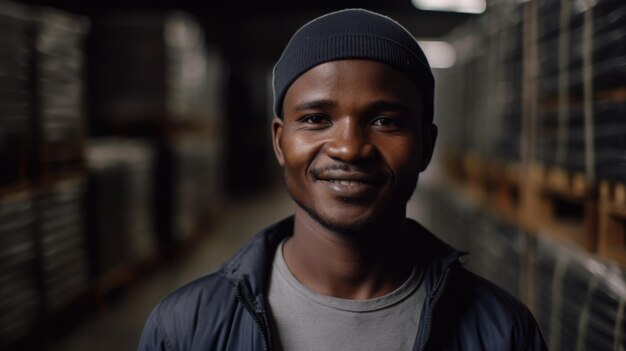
[293,99,336,111]
[366,100,412,113]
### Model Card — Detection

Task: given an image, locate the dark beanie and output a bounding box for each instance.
[273,9,434,122]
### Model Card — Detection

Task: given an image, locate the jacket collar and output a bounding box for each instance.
[220,216,464,307]
[220,216,294,308]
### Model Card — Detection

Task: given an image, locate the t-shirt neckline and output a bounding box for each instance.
[274,238,423,313]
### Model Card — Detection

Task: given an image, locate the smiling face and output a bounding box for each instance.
[272,59,436,234]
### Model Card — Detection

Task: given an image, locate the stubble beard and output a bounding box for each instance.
[287,187,378,235]
[283,174,412,236]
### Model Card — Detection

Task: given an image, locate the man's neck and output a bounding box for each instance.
[283,207,414,300]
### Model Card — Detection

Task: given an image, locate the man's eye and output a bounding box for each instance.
[303,115,329,124]
[372,116,397,126]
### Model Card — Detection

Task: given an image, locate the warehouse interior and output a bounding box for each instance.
[1,0,625,350]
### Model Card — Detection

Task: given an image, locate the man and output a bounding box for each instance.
[139,9,547,350]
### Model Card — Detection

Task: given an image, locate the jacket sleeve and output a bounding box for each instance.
[138,305,172,351]
[517,307,548,351]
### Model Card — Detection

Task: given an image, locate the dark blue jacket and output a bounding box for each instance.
[138,217,547,350]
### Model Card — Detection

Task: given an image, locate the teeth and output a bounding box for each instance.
[330,180,361,186]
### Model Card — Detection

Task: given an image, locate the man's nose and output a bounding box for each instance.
[324,119,375,163]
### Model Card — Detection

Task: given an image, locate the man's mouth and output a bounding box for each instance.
[312,167,386,183]
[326,180,367,186]
[312,168,386,198]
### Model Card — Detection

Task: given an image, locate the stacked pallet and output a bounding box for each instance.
[533,0,596,251]
[0,4,90,349]
[490,0,524,162]
[38,178,89,313]
[1,3,226,349]
[29,7,90,323]
[88,11,224,128]
[593,1,626,266]
[0,193,40,349]
[436,1,527,221]
[171,137,222,242]
[33,9,88,176]
[86,139,156,279]
[164,13,225,242]
[0,4,31,186]
[437,0,524,162]
[531,0,626,252]
[534,236,626,351]
[432,1,626,348]
[165,12,224,121]
[87,12,225,251]
[598,181,626,266]
[88,13,167,130]
[438,0,626,258]
[536,0,589,172]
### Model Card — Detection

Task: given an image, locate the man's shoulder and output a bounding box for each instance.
[138,270,242,350]
[433,266,546,350]
[157,270,236,316]
[155,214,295,316]
[407,219,532,321]
[453,267,527,314]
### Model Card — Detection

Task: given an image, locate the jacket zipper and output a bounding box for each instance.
[235,282,271,351]
[418,268,451,351]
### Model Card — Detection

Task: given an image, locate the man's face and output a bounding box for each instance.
[272,59,436,233]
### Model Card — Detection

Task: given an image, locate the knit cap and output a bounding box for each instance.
[272,9,434,122]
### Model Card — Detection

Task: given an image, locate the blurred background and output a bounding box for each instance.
[0,0,625,350]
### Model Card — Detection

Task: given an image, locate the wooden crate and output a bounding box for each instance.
[597,181,626,266]
[596,87,626,103]
[523,164,597,251]
[487,160,522,221]
[440,151,466,185]
[38,141,86,179]
[462,152,490,203]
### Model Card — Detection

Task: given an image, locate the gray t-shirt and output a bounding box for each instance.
[268,239,426,351]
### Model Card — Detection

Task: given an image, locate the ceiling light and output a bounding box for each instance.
[418,41,456,69]
[411,0,486,14]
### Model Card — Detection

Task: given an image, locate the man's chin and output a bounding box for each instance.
[290,195,379,236]
[317,211,378,234]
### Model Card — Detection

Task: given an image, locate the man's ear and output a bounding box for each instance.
[272,117,285,167]
[419,123,438,171]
